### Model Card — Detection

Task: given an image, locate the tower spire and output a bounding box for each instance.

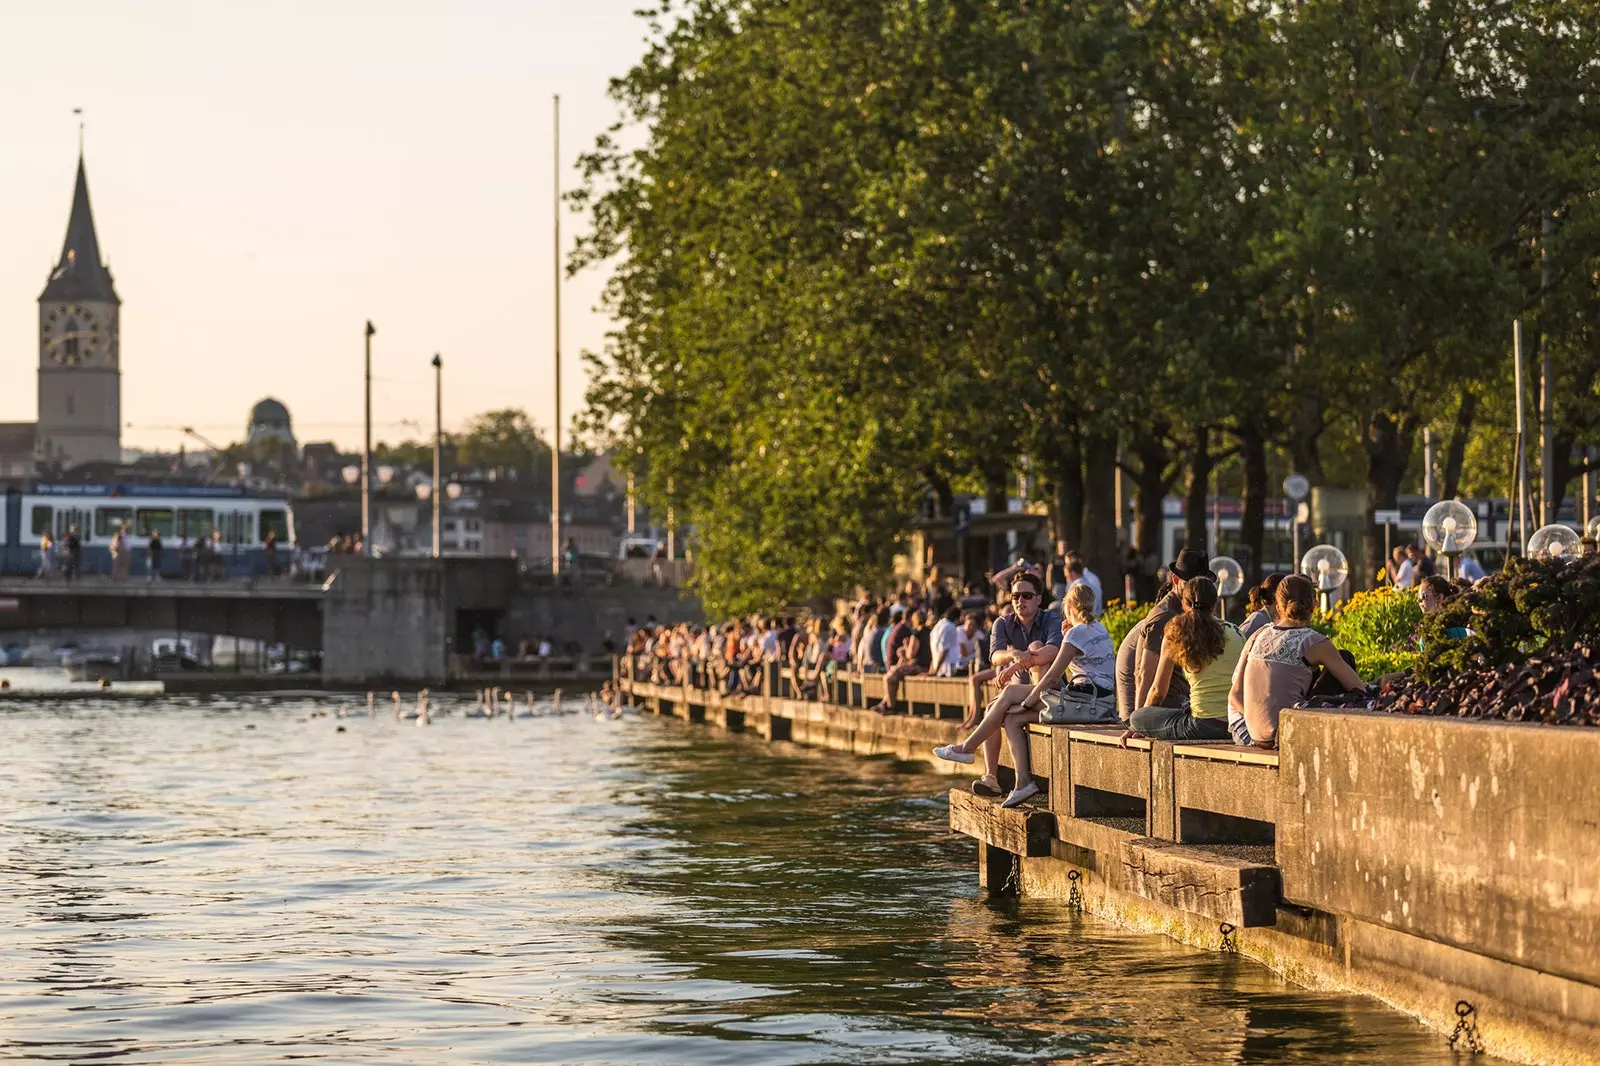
[40,143,119,305]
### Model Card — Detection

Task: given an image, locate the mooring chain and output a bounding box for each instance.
[1448,1000,1485,1054]
[1000,854,1021,896]
[1066,868,1083,912]
[1218,922,1238,954]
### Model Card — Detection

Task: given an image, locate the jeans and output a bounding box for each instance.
[1128,705,1231,741]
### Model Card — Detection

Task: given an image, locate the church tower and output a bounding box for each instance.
[37,153,121,467]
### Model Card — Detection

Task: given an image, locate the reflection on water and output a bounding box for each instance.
[0,696,1478,1064]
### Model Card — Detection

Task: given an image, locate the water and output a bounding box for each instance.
[0,695,1478,1064]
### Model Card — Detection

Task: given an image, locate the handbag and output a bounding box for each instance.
[1038,679,1117,724]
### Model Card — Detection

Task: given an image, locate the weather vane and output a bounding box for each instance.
[74,106,83,152]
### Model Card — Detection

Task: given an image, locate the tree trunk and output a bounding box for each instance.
[1289,397,1325,486]
[1132,433,1171,603]
[1050,427,1084,552]
[1441,391,1478,501]
[1184,426,1212,551]
[1238,419,1268,586]
[1364,411,1417,592]
[927,471,954,521]
[1081,431,1120,593]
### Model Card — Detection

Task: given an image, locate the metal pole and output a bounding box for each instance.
[362,320,374,556]
[431,353,442,558]
[1209,428,1220,556]
[1584,446,1596,531]
[1514,320,1530,555]
[1422,428,1435,499]
[1539,210,1555,527]
[551,93,562,577]
[626,470,636,535]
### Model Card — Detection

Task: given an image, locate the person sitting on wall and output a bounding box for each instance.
[871,609,934,714]
[1124,576,1244,742]
[1228,574,1366,747]
[1113,548,1208,724]
[1238,573,1285,639]
[934,582,1110,808]
[928,571,1061,797]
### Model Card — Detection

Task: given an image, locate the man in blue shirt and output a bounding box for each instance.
[988,571,1063,684]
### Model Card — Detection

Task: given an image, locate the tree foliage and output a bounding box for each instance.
[576,0,1600,614]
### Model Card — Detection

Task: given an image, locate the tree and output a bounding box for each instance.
[456,409,549,477]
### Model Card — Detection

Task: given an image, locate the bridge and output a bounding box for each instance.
[0,577,324,648]
[0,557,699,685]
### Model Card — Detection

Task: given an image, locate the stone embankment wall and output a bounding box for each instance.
[619,665,1600,1066]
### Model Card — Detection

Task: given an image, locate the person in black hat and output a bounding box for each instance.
[1115,547,1208,721]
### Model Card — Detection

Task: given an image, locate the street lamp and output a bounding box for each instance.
[1527,523,1580,560]
[1301,544,1348,614]
[1421,500,1477,579]
[1209,555,1244,619]
[432,353,443,560]
[341,465,360,486]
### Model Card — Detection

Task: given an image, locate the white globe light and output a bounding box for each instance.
[1587,516,1600,542]
[1422,500,1477,554]
[377,464,395,485]
[1528,523,1581,559]
[340,464,361,485]
[1301,544,1348,593]
[1209,555,1244,597]
[445,482,463,500]
[414,483,432,501]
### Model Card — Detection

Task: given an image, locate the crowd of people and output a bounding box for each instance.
[625,538,1497,811]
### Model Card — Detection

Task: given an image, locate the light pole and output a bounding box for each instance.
[432,353,442,559]
[362,320,375,557]
[551,93,563,578]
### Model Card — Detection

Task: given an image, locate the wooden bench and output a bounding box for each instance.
[1054,727,1152,829]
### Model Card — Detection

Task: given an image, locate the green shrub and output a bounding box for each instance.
[1419,553,1600,680]
[1101,599,1151,649]
[1325,588,1422,678]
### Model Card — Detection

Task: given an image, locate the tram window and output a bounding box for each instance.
[30,506,52,536]
[178,508,215,540]
[259,509,289,543]
[95,507,134,537]
[137,508,175,537]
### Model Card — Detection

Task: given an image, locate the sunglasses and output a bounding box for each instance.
[1011,590,1039,601]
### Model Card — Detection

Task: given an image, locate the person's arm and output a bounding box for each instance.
[1306,639,1365,691]
[1133,646,1161,709]
[1018,640,1083,709]
[1148,647,1177,706]
[989,561,1023,589]
[1229,629,1260,717]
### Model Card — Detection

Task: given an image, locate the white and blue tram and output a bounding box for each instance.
[1,484,294,579]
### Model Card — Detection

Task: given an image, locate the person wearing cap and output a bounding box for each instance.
[1115,547,1208,722]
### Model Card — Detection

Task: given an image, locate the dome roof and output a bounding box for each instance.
[250,397,291,426]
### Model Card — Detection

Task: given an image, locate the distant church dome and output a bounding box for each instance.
[248,397,296,448]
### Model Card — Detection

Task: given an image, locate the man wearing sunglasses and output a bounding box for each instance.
[932,570,1062,794]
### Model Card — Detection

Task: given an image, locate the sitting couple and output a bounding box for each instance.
[933,573,1115,808]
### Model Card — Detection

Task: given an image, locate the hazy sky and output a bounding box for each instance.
[0,0,650,453]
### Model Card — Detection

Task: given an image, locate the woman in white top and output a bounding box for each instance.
[933,584,1112,809]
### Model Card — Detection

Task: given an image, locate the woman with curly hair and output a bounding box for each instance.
[1126,576,1243,741]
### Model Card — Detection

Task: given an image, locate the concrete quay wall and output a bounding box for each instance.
[618,668,1600,1065]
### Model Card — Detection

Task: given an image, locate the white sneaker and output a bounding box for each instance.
[932,744,975,764]
[1000,781,1040,808]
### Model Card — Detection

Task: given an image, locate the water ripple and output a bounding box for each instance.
[0,695,1482,1064]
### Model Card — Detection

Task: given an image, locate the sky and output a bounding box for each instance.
[0,0,651,453]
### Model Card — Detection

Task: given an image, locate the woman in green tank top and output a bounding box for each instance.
[1123,576,1243,742]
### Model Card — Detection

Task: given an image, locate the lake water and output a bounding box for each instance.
[0,695,1479,1064]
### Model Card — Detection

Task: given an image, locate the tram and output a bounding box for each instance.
[0,484,295,579]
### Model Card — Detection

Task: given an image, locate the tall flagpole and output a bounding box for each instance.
[551,94,562,577]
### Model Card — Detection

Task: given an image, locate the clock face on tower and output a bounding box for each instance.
[42,304,106,367]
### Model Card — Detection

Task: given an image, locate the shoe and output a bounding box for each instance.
[932,744,975,764]
[1000,781,1041,808]
[971,776,1003,798]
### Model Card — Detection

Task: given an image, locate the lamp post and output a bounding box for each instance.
[551,93,563,578]
[432,353,443,559]
[362,320,375,557]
